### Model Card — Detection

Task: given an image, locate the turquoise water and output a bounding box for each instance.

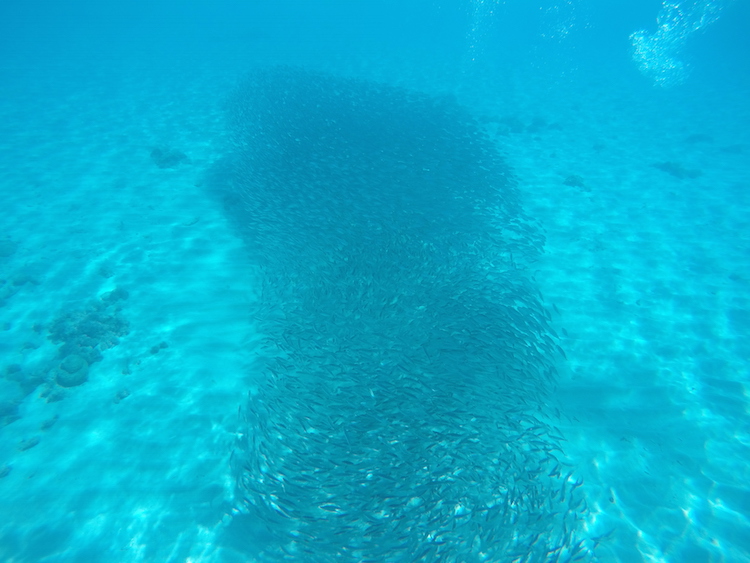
[0,1,748,562]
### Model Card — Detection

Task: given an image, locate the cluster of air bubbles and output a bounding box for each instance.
[465,0,578,68]
[540,1,578,43]
[466,0,496,64]
[630,0,732,87]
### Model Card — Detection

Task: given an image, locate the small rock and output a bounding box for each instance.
[41,415,59,430]
[0,240,18,258]
[652,161,702,179]
[98,264,116,278]
[60,354,86,374]
[151,147,188,169]
[114,389,131,404]
[563,175,585,188]
[46,389,66,403]
[56,355,89,387]
[101,287,129,303]
[12,274,38,286]
[0,399,20,427]
[18,436,40,451]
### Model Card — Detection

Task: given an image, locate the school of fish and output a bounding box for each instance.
[212,66,595,562]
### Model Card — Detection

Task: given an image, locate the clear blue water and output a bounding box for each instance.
[0,1,748,562]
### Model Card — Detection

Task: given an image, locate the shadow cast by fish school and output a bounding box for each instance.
[209,67,595,562]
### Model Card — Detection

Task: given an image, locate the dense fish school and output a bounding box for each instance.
[211,67,593,562]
